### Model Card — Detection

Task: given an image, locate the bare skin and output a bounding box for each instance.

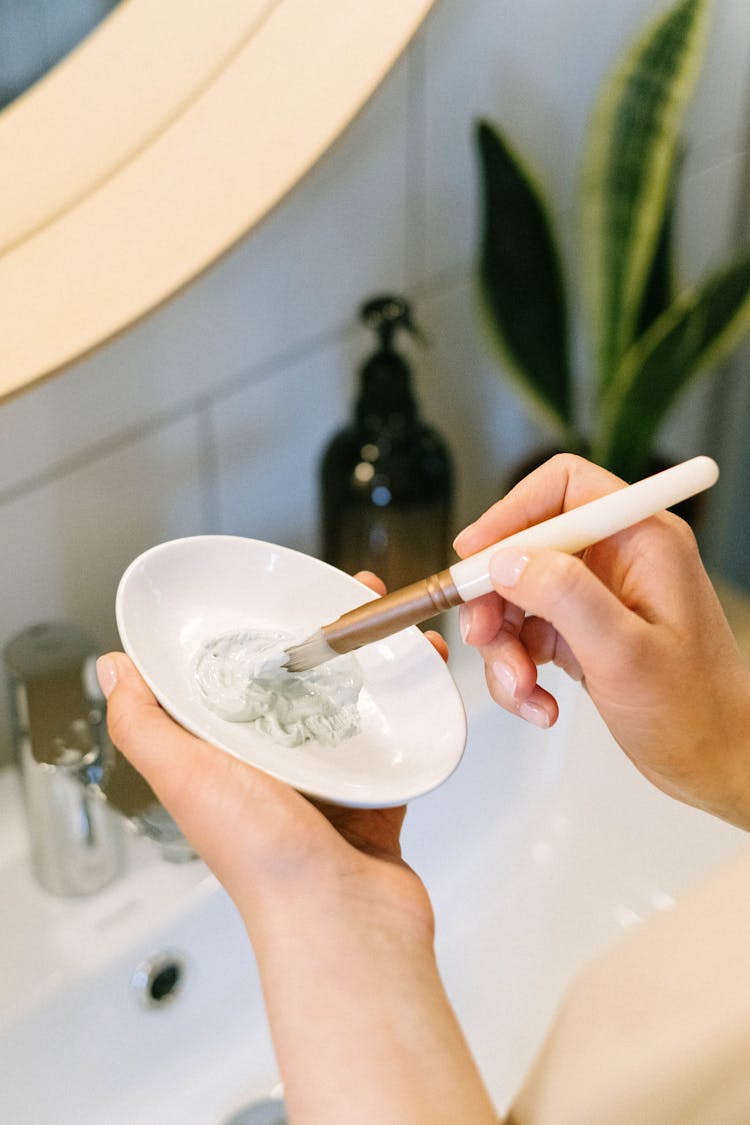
[97,572,497,1125]
[454,454,750,828]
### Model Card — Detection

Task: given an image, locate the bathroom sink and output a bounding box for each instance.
[405,655,746,1106]
[0,646,744,1121]
[0,774,278,1125]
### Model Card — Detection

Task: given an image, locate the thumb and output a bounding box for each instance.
[488,547,642,672]
[97,651,232,814]
[95,652,310,893]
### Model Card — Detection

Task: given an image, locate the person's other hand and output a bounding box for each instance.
[454,454,750,829]
[96,570,444,931]
[97,573,498,1124]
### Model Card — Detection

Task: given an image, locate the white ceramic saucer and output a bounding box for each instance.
[116,536,467,808]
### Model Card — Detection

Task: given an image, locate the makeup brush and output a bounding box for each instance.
[284,456,719,673]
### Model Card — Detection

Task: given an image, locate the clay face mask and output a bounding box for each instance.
[193,628,363,748]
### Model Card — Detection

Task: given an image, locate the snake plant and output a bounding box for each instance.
[476,0,750,482]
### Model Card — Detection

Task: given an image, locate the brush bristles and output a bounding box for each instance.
[285,630,337,673]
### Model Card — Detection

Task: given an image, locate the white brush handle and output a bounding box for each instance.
[448,456,719,603]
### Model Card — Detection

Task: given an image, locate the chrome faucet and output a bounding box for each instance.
[4,622,194,897]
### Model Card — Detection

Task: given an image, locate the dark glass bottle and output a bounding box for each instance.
[320,296,454,595]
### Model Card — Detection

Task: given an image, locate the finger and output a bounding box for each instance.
[478,626,538,707]
[519,684,559,728]
[520,616,584,682]
[424,630,449,662]
[97,651,220,806]
[459,592,505,646]
[353,570,387,597]
[484,660,558,729]
[96,653,313,897]
[453,454,625,557]
[488,546,643,674]
[460,594,527,647]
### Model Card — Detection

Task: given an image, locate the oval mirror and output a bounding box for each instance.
[0,0,434,401]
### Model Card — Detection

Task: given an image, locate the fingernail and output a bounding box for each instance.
[519,700,551,729]
[452,523,476,553]
[490,548,531,589]
[96,655,118,699]
[459,604,472,643]
[492,661,517,699]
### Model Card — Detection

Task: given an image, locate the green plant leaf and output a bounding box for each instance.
[476,120,575,442]
[597,255,750,481]
[634,145,683,339]
[581,0,710,391]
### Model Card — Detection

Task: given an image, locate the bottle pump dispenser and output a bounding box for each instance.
[320,295,454,594]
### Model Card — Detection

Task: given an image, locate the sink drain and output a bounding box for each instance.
[222,1098,287,1125]
[131,951,186,1009]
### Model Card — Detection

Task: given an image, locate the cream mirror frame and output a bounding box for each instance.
[0,0,435,402]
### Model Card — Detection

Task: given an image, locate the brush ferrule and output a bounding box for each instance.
[322,569,463,656]
[284,631,336,673]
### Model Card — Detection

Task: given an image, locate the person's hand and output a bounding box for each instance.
[97,570,436,927]
[96,571,497,1124]
[453,454,750,830]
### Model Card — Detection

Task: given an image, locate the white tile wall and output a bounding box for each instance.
[210,338,356,552]
[420,0,665,281]
[0,0,45,103]
[0,0,748,763]
[0,0,118,106]
[41,0,118,68]
[411,279,542,525]
[683,0,750,162]
[679,150,748,280]
[0,411,207,753]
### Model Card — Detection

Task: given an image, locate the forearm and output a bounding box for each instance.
[246,887,498,1125]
